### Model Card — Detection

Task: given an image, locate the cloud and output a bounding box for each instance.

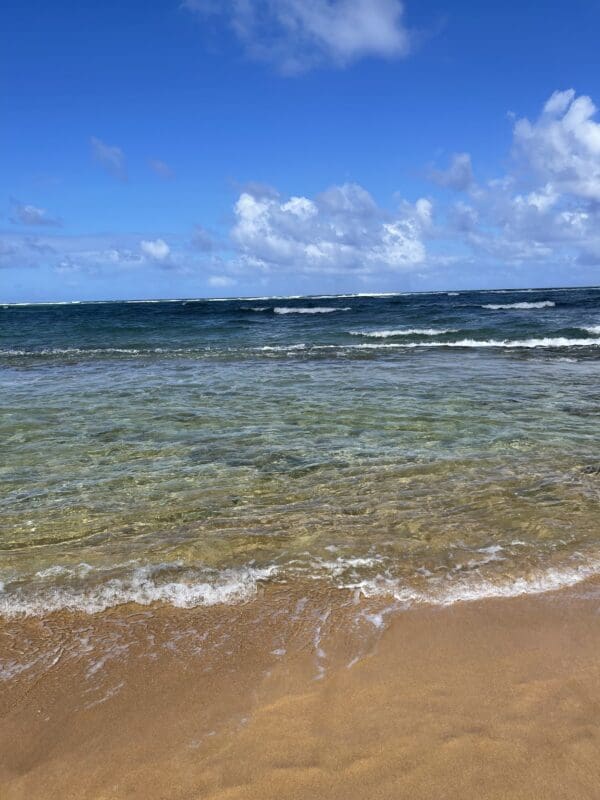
[7,89,600,292]
[91,137,127,180]
[439,90,600,272]
[513,89,600,201]
[0,234,144,273]
[149,159,174,179]
[428,153,474,191]
[140,238,171,260]
[9,201,62,227]
[184,0,412,73]
[231,182,429,274]
[207,274,236,288]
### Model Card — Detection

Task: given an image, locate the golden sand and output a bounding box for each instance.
[2,580,600,799]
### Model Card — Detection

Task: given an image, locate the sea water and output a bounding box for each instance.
[1,287,600,617]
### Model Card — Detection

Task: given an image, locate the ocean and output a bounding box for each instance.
[1,286,600,620]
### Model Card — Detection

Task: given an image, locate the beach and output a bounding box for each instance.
[1,288,600,797]
[2,578,600,799]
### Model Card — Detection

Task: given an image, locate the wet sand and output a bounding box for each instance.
[2,579,600,799]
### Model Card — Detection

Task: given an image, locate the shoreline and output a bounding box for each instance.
[2,576,600,799]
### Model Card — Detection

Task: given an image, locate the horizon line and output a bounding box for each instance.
[2,284,600,307]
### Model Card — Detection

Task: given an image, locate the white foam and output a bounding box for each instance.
[582,325,600,334]
[64,336,600,356]
[349,328,458,338]
[339,337,600,350]
[245,337,600,355]
[315,556,385,578]
[349,558,600,607]
[0,564,278,618]
[0,301,83,307]
[274,306,352,314]
[256,344,307,351]
[482,301,555,310]
[0,347,199,357]
[0,347,145,356]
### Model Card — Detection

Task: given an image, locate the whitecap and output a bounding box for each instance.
[274,307,352,315]
[337,337,600,350]
[482,301,555,310]
[255,344,307,352]
[349,328,458,338]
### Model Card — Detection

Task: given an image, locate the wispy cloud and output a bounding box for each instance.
[184,0,413,74]
[149,159,174,179]
[207,274,236,288]
[428,153,474,192]
[9,200,62,227]
[91,136,127,181]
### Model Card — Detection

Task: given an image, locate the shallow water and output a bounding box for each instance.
[1,286,600,616]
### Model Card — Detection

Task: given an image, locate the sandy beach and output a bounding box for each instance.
[2,578,600,800]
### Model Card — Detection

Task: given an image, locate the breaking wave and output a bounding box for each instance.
[273,307,351,315]
[0,564,278,617]
[342,337,600,350]
[350,558,600,607]
[349,328,458,338]
[2,553,600,618]
[482,301,555,310]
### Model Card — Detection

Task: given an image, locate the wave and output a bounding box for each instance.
[257,344,307,351]
[582,325,600,334]
[345,337,600,350]
[349,558,600,607]
[349,328,458,338]
[0,564,278,618]
[2,551,600,617]
[4,337,599,361]
[312,292,408,299]
[251,337,600,353]
[274,307,352,315]
[0,347,183,356]
[482,301,555,310]
[1,301,83,307]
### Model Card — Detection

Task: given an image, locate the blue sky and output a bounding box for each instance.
[2,0,600,301]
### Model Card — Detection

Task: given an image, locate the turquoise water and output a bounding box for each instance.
[1,287,600,615]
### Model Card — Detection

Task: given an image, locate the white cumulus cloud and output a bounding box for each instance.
[140,238,171,261]
[513,89,600,201]
[440,90,600,271]
[231,182,429,274]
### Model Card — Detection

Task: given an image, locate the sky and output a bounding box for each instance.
[2,0,600,302]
